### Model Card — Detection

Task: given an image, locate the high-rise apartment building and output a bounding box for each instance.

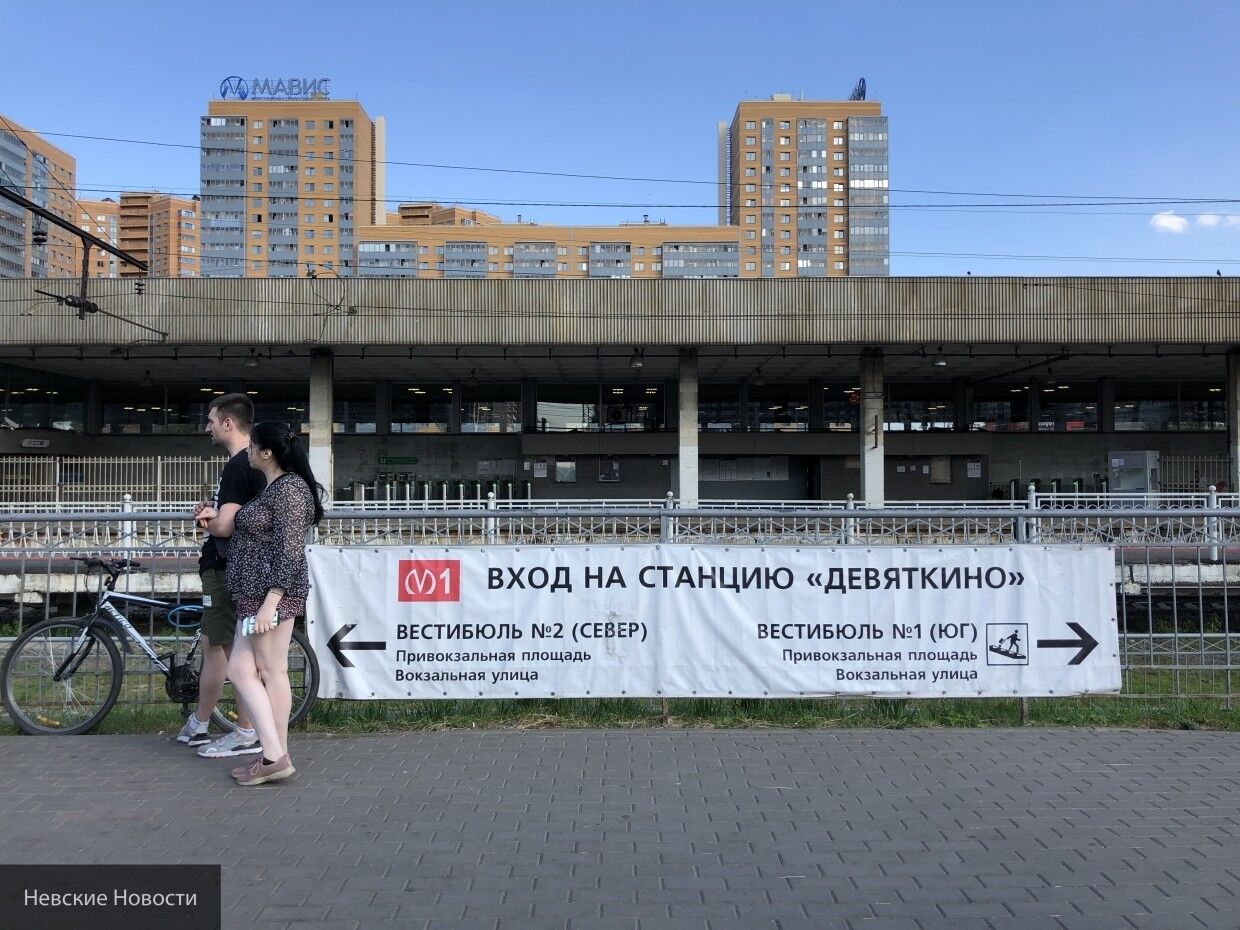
[0,114,78,279]
[199,99,384,277]
[718,94,889,276]
[76,198,120,277]
[116,192,200,277]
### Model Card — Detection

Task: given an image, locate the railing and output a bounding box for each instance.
[0,455,225,505]
[1,507,1237,703]
[3,498,1240,550]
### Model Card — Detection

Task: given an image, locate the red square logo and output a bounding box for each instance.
[397,559,461,602]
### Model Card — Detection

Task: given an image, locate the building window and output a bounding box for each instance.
[834,261,845,270]
[634,262,645,271]
[744,120,756,130]
[391,384,451,434]
[578,262,588,271]
[651,262,661,271]
[744,261,756,271]
[833,121,844,130]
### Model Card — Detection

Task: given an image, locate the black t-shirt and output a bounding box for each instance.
[199,450,267,572]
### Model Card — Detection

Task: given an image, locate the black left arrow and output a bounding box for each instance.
[328,624,386,668]
[1036,622,1099,665]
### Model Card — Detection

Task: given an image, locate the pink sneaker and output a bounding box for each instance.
[232,758,261,780]
[235,754,295,786]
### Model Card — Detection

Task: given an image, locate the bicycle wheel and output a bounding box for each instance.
[1,618,124,735]
[208,623,320,731]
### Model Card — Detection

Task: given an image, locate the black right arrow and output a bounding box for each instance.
[1036,622,1099,665]
[327,623,386,668]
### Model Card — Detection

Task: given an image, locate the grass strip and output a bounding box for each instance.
[2,695,1239,736]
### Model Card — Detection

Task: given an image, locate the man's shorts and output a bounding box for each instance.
[200,568,237,648]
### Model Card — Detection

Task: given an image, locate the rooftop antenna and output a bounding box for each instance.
[849,77,867,101]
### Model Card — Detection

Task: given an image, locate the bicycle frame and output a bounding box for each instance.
[62,589,201,681]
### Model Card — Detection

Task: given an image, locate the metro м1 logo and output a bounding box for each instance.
[398,560,460,602]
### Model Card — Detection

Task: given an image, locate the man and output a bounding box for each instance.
[176,393,266,757]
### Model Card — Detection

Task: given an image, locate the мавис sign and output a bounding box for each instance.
[218,76,331,100]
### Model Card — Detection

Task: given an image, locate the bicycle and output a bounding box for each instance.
[0,557,320,736]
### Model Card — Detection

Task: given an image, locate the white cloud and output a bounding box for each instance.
[1150,211,1189,233]
[1226,216,1240,227]
[1197,213,1222,227]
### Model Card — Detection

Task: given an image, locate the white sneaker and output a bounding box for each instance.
[176,716,210,745]
[197,729,262,758]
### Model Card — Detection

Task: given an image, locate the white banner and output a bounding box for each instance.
[306,544,1120,700]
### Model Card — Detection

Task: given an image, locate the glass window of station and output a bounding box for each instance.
[535,384,664,432]
[392,383,452,433]
[101,383,308,435]
[334,383,376,434]
[972,382,1096,432]
[1,369,84,432]
[462,383,521,433]
[1115,382,1225,431]
[884,383,953,432]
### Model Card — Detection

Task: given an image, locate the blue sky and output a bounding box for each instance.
[4,0,1239,275]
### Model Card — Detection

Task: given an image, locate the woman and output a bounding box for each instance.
[216,421,323,786]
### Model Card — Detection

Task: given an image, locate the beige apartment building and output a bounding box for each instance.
[200,99,384,277]
[719,95,889,276]
[75,198,121,277]
[116,192,200,277]
[0,114,78,278]
[358,204,743,278]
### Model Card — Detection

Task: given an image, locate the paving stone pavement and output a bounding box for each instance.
[1,728,1239,930]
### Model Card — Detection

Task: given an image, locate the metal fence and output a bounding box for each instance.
[0,455,226,505]
[1,506,1238,704]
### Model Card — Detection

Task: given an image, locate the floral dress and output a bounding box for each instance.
[226,472,315,622]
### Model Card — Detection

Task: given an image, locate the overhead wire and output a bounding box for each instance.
[7,125,1240,205]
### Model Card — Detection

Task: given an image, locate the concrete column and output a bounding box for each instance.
[1227,351,1240,493]
[860,348,884,506]
[1098,378,1116,433]
[308,348,334,497]
[85,380,103,435]
[953,377,971,432]
[520,378,538,433]
[678,348,699,506]
[375,380,391,436]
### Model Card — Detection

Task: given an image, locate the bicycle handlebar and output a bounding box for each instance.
[72,557,143,585]
[72,556,142,569]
